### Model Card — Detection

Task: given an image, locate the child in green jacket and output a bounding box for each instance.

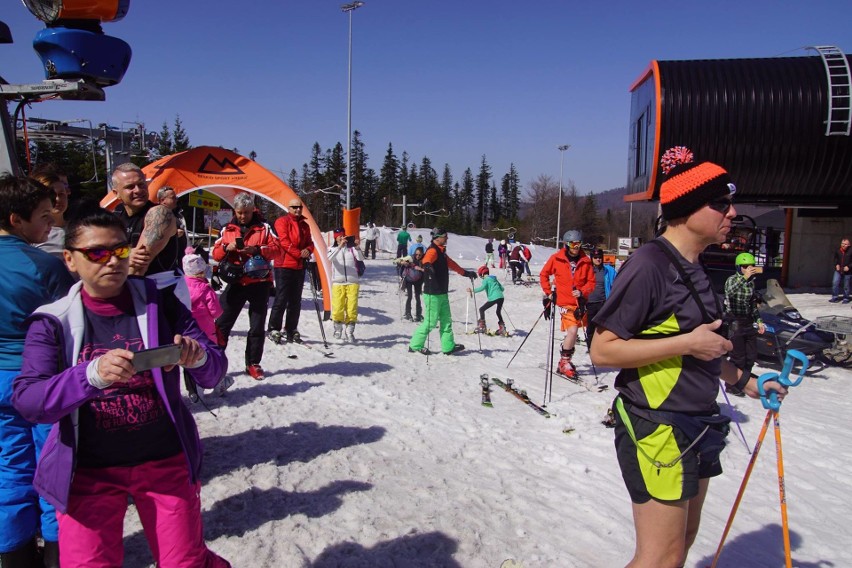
[469,266,508,336]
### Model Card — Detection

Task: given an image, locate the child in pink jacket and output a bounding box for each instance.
[183,248,233,395]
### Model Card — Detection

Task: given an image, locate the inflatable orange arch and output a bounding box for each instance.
[99,146,332,313]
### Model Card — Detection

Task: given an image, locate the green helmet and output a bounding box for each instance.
[735,252,756,266]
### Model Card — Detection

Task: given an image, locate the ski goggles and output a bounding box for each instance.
[68,243,131,264]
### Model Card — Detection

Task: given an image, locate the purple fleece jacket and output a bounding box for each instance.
[12,277,227,513]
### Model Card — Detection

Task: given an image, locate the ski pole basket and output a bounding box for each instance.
[814,315,852,336]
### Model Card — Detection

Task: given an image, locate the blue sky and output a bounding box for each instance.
[2,1,850,195]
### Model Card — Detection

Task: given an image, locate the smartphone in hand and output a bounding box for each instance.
[235,237,245,249]
[132,344,182,372]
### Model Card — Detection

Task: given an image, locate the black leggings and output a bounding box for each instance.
[479,298,504,323]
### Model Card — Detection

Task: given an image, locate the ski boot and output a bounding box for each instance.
[345,323,357,344]
[474,319,487,334]
[496,322,509,337]
[557,348,577,380]
[333,321,343,339]
[443,344,465,355]
[403,312,412,321]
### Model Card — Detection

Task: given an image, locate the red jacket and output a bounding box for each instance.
[273,214,314,270]
[539,249,595,308]
[212,216,276,285]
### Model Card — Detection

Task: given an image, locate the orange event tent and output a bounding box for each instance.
[99,146,332,313]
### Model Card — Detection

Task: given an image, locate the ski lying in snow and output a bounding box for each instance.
[285,340,334,358]
[489,377,551,418]
[480,374,493,407]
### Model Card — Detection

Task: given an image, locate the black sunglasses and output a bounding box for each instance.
[290,205,303,209]
[707,197,734,214]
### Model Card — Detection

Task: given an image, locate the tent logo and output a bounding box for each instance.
[197,154,245,176]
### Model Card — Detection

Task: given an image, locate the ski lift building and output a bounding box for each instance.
[626,46,852,287]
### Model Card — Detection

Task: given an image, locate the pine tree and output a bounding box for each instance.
[157,121,172,157]
[460,168,475,234]
[489,182,500,226]
[377,143,400,226]
[172,115,190,152]
[580,192,602,246]
[475,155,491,227]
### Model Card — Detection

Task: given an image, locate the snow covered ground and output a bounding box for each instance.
[122,231,851,568]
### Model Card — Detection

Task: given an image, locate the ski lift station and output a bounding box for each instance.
[626,46,852,289]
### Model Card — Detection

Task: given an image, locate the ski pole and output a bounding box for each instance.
[544,293,557,405]
[306,263,329,348]
[469,280,482,353]
[710,409,771,568]
[502,307,517,332]
[505,305,546,368]
[718,380,751,454]
[719,379,751,453]
[465,289,470,334]
[710,349,808,568]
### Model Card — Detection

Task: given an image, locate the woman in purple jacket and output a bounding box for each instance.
[12,208,230,567]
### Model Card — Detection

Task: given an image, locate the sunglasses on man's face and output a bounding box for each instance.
[68,244,131,264]
[707,197,734,214]
[290,205,303,210]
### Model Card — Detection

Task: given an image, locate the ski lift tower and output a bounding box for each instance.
[1,0,133,175]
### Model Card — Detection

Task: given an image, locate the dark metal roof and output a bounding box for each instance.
[628,55,852,206]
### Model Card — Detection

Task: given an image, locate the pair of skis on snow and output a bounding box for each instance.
[480,374,551,418]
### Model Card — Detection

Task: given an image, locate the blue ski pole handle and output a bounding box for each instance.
[757,349,809,410]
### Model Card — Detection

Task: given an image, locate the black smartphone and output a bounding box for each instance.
[345,236,355,247]
[132,344,182,372]
[235,237,245,249]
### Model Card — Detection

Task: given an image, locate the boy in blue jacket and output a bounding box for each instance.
[469,266,509,336]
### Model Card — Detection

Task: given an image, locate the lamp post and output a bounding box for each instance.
[556,144,570,246]
[341,1,365,210]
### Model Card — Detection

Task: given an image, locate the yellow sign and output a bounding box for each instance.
[190,190,221,211]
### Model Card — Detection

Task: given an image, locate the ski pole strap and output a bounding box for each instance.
[614,397,730,469]
[757,348,809,411]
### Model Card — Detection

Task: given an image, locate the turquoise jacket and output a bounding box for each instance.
[473,275,504,301]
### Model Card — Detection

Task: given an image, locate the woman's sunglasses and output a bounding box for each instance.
[68,244,131,264]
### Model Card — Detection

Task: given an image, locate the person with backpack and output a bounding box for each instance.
[519,243,533,278]
[328,228,365,343]
[509,243,524,284]
[399,248,425,321]
[469,266,508,336]
[212,193,276,381]
[540,229,595,379]
[590,146,787,568]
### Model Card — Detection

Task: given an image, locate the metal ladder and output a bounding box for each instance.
[810,45,851,136]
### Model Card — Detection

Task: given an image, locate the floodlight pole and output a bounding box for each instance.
[342,1,365,210]
[556,144,570,246]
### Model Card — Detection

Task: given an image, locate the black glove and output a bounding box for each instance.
[542,297,552,320]
[210,273,223,292]
[464,270,477,280]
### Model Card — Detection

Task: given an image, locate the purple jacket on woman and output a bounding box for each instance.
[11,277,227,513]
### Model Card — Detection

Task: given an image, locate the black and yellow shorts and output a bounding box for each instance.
[613,400,724,504]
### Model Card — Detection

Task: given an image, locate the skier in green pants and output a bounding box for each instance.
[409,228,476,355]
